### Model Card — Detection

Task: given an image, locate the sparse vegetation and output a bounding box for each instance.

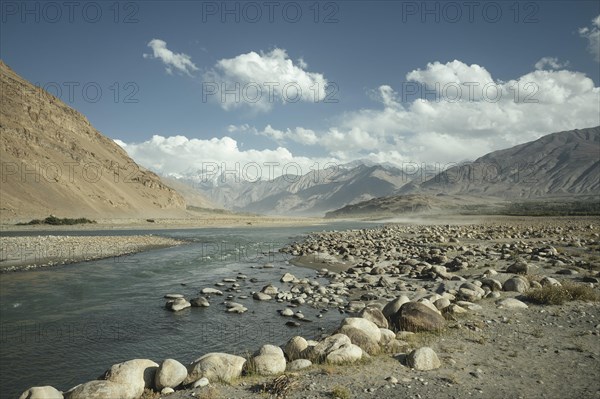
[139,389,160,399]
[331,385,351,399]
[523,281,600,305]
[16,215,97,226]
[196,386,221,399]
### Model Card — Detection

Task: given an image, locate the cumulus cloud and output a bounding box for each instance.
[534,57,570,70]
[143,39,199,76]
[579,15,600,62]
[203,48,328,112]
[120,59,599,178]
[232,60,600,166]
[118,135,335,180]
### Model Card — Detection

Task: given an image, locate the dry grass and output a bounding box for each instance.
[261,374,300,399]
[139,389,161,399]
[523,281,600,305]
[331,385,351,399]
[196,386,221,399]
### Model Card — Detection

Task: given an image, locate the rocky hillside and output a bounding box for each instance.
[405,126,600,198]
[0,61,186,221]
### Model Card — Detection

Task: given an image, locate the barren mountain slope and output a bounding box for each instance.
[409,126,600,198]
[0,61,186,221]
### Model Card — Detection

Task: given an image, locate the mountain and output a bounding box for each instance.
[327,127,600,218]
[174,162,414,216]
[0,61,186,221]
[403,126,600,198]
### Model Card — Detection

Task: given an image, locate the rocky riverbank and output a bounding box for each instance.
[17,217,600,399]
[0,235,184,272]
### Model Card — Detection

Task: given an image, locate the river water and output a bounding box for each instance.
[0,222,378,398]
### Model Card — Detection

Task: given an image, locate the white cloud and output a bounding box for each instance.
[118,135,336,179]
[534,57,570,70]
[143,39,199,76]
[235,60,600,166]
[579,15,600,62]
[120,60,599,178]
[203,48,328,112]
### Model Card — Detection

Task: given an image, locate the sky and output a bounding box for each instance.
[2,0,600,177]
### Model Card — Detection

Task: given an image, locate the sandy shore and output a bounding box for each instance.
[0,235,185,272]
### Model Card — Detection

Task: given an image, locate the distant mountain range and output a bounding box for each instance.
[328,127,600,218]
[0,61,187,221]
[171,127,599,217]
[171,162,413,216]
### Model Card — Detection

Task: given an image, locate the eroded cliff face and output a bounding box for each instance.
[0,60,186,221]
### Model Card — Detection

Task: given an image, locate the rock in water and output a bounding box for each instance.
[190,297,210,307]
[407,347,441,371]
[281,273,296,282]
[166,298,191,312]
[19,386,63,399]
[155,358,187,390]
[184,353,246,384]
[253,292,272,301]
[390,302,445,332]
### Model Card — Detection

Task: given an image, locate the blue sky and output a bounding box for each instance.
[2,0,600,175]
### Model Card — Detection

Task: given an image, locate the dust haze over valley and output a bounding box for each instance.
[2,2,600,399]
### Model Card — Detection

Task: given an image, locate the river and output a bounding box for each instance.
[0,222,379,397]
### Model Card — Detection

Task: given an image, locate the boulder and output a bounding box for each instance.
[382,295,410,320]
[507,260,529,274]
[284,336,308,361]
[251,345,286,375]
[540,276,561,287]
[184,353,246,384]
[155,358,187,390]
[336,326,380,355]
[286,359,312,371]
[496,298,529,309]
[65,381,127,399]
[326,344,363,364]
[306,334,351,362]
[104,359,158,398]
[390,302,445,332]
[281,273,296,282]
[503,276,529,293]
[407,347,441,371]
[379,328,396,346]
[359,307,389,329]
[339,317,382,342]
[19,386,63,399]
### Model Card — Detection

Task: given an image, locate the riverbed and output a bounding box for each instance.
[0,222,378,398]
